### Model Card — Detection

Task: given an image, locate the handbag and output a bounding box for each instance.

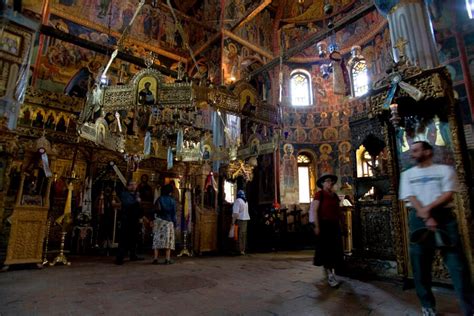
[233,224,239,241]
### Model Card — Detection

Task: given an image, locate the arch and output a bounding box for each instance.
[290,69,313,106]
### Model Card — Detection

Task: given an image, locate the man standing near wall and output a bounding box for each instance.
[399,141,473,316]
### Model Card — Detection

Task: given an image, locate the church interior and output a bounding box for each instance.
[1,0,474,304]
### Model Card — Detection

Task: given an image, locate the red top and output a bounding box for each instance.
[314,190,341,222]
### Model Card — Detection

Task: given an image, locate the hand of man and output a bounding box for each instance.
[313,226,320,236]
[417,206,431,220]
[425,217,438,231]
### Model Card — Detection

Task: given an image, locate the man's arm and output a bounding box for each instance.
[408,191,454,230]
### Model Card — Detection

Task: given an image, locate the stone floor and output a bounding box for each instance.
[0,251,463,316]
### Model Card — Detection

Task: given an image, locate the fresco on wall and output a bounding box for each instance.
[280,104,355,199]
[280,143,298,205]
[396,119,455,172]
[361,27,392,83]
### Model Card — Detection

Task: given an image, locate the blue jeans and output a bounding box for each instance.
[408,209,473,315]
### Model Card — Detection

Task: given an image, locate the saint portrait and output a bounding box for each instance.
[0,31,22,56]
[240,89,256,115]
[137,77,157,106]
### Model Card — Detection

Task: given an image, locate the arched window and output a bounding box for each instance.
[290,70,313,106]
[351,60,369,97]
[297,152,316,203]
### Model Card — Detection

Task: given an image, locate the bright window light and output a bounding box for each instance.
[298,166,311,203]
[224,181,235,203]
[290,70,312,106]
[352,60,369,97]
[467,0,474,19]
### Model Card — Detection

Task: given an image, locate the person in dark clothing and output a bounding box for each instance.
[115,180,144,265]
[309,173,344,287]
[152,184,177,265]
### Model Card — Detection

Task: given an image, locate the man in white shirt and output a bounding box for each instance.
[232,190,250,255]
[399,141,473,316]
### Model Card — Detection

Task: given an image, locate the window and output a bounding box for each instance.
[351,60,369,97]
[290,70,312,106]
[297,153,314,203]
[224,180,236,203]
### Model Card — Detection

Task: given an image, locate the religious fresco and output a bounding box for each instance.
[47,1,213,57]
[396,118,455,173]
[222,38,269,88]
[22,0,43,14]
[280,143,298,205]
[286,10,387,62]
[233,9,273,53]
[33,15,116,93]
[280,104,355,198]
[192,42,222,85]
[224,0,255,28]
[280,0,356,23]
[222,39,242,84]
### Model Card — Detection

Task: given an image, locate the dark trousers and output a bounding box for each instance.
[315,220,343,270]
[408,210,473,315]
[237,220,248,253]
[116,222,139,261]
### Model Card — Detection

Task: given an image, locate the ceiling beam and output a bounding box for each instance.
[248,3,376,79]
[39,25,177,78]
[230,0,272,32]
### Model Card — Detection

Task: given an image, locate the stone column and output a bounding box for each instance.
[374,0,439,69]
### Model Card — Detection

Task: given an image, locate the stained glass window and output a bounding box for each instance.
[290,70,312,106]
[297,154,310,163]
[351,60,369,97]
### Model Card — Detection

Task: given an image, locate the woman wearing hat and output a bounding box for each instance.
[232,190,250,255]
[309,173,344,287]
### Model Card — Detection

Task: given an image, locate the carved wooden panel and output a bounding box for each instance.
[4,206,48,265]
[194,207,217,254]
[360,203,395,260]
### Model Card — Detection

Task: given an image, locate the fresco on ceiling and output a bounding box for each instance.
[191,42,222,85]
[234,10,273,53]
[280,0,357,23]
[22,0,43,13]
[284,10,386,57]
[49,1,212,56]
[222,39,243,84]
[224,0,256,28]
[33,15,148,94]
[183,0,222,30]
[222,38,269,86]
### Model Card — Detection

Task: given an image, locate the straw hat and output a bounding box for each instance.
[316,173,338,189]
